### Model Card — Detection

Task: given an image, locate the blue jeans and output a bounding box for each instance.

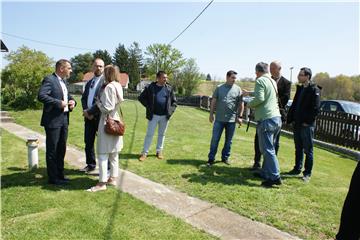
[142,115,169,154]
[208,121,236,162]
[293,125,314,176]
[257,117,282,181]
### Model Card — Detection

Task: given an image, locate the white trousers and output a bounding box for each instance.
[98,152,119,183]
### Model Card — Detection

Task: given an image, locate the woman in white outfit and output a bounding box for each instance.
[87,65,124,192]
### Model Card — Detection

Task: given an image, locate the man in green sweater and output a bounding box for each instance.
[244,62,282,187]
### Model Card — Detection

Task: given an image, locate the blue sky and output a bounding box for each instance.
[1,1,359,81]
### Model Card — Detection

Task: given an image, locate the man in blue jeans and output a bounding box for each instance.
[286,67,321,182]
[243,62,282,187]
[207,70,244,167]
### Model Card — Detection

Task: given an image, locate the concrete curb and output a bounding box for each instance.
[1,122,301,240]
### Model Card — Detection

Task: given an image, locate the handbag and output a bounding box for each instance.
[103,82,125,136]
[105,113,125,136]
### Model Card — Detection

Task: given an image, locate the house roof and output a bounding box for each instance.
[82,72,129,87]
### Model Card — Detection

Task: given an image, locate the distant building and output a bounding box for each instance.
[68,71,129,94]
[136,79,152,92]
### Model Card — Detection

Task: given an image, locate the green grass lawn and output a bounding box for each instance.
[1,130,215,240]
[9,96,358,239]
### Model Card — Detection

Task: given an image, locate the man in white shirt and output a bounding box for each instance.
[80,58,104,172]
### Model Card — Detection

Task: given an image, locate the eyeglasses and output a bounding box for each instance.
[298,74,306,76]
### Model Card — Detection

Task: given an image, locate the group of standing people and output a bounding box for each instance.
[38,58,124,192]
[37,58,357,239]
[38,58,321,190]
[206,61,321,187]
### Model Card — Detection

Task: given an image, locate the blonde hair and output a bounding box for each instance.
[104,65,117,83]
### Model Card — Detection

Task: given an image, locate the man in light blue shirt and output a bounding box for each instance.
[80,58,104,172]
[207,70,244,166]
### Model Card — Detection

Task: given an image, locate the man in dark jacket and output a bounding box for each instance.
[286,67,321,182]
[138,71,177,161]
[38,59,76,185]
[252,61,291,170]
[80,58,104,172]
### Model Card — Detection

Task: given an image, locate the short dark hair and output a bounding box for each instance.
[55,59,70,71]
[226,70,237,77]
[156,71,166,79]
[300,67,312,80]
[255,62,269,73]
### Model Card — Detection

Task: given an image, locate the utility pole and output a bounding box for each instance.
[290,66,294,82]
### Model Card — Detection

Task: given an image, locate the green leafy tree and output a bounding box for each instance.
[127,42,143,90]
[69,52,93,83]
[145,43,186,79]
[177,58,201,96]
[113,44,129,73]
[1,46,53,109]
[93,49,112,65]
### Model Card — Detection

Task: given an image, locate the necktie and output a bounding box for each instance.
[90,79,95,88]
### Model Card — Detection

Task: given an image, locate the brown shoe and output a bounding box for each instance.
[139,154,147,161]
[156,152,164,159]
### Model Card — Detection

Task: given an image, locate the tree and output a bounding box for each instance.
[113,43,129,73]
[69,52,93,83]
[171,58,201,96]
[127,42,143,90]
[145,43,186,78]
[1,46,53,109]
[93,49,112,65]
[178,58,201,96]
[206,73,212,81]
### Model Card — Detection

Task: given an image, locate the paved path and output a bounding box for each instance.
[1,122,300,240]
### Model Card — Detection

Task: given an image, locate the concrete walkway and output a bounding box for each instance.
[1,122,300,240]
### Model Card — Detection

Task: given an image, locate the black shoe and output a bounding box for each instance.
[286,169,301,175]
[221,159,230,165]
[261,178,282,187]
[206,161,214,167]
[251,163,261,171]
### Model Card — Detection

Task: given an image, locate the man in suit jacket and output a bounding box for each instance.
[252,61,291,170]
[80,58,104,172]
[38,59,76,185]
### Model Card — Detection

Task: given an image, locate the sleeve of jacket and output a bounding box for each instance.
[81,81,90,110]
[304,86,321,124]
[286,88,299,124]
[169,88,177,112]
[38,76,63,109]
[138,86,149,107]
[280,80,291,107]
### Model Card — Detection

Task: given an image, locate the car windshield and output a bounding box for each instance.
[340,102,360,116]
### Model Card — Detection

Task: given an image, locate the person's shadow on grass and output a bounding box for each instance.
[167,158,260,187]
[1,167,98,191]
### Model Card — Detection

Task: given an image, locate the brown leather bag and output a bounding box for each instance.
[105,113,125,136]
[104,82,125,136]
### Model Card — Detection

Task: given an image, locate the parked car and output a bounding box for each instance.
[320,100,360,116]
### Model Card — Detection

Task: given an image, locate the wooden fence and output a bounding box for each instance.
[124,92,360,150]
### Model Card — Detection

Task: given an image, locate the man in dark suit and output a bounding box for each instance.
[38,59,76,185]
[252,61,291,170]
[80,58,104,172]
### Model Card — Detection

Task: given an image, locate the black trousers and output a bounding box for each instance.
[254,131,280,165]
[84,118,99,167]
[45,125,68,182]
[336,162,360,240]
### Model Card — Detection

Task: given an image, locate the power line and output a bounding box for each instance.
[168,0,214,45]
[1,32,97,51]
